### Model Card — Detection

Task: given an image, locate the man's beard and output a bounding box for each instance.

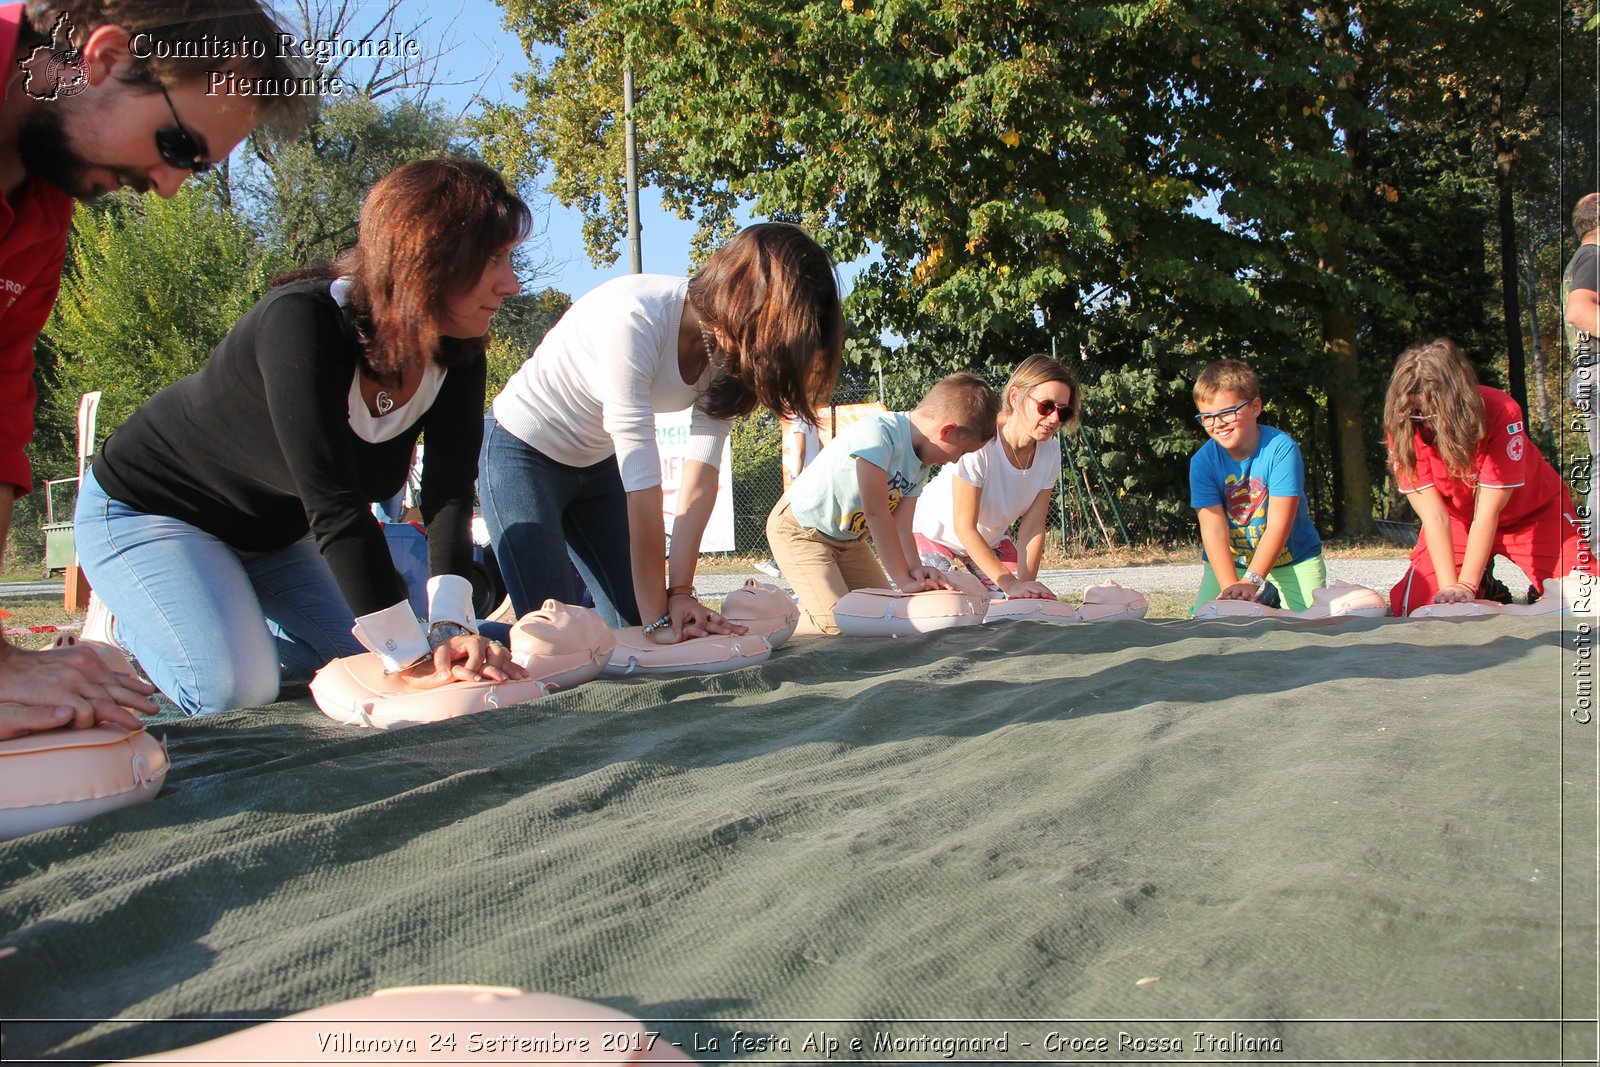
[16,106,148,199]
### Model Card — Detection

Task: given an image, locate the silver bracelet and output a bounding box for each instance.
[641,612,673,636]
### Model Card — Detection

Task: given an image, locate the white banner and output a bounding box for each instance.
[655,410,736,553]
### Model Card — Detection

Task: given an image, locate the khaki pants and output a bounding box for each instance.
[766,497,889,635]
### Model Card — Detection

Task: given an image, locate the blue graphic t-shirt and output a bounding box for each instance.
[1188,425,1322,568]
[787,412,929,540]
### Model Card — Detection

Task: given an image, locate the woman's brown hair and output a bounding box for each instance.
[1002,353,1081,433]
[1382,338,1486,482]
[321,158,531,379]
[688,222,844,424]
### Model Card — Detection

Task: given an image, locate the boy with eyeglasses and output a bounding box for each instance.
[1188,359,1325,614]
[0,0,310,738]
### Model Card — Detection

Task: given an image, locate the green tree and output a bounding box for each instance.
[236,93,465,266]
[39,180,280,451]
[445,0,1575,538]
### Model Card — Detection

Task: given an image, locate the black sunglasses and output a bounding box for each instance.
[1029,395,1073,421]
[154,83,214,174]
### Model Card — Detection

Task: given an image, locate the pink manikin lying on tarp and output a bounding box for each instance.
[605,580,797,676]
[984,581,1150,624]
[0,641,169,841]
[310,600,615,730]
[832,568,991,638]
[1193,580,1390,621]
[1407,572,1599,619]
[116,985,697,1064]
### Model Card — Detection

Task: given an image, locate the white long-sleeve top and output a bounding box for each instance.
[491,274,730,491]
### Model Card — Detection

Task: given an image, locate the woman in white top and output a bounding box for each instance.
[912,354,1080,599]
[482,222,843,641]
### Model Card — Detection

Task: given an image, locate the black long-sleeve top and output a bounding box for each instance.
[92,279,482,616]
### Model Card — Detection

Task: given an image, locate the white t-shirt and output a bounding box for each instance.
[491,274,731,491]
[913,432,1062,552]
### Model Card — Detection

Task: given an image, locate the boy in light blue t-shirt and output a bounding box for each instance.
[766,373,1000,634]
[1189,359,1326,613]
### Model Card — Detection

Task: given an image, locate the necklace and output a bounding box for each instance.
[699,324,719,371]
[1000,424,1036,470]
[370,364,403,416]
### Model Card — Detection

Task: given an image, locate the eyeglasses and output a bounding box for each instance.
[154,83,213,174]
[1194,399,1252,427]
[1028,395,1073,421]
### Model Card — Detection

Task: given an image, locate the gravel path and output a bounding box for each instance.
[2,556,1537,606]
[698,556,1537,600]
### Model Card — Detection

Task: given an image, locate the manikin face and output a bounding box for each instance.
[440,248,521,339]
[18,28,257,201]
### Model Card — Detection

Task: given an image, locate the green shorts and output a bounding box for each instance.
[1192,553,1328,614]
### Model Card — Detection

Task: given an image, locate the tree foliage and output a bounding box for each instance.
[40,181,281,451]
[237,93,465,266]
[479,0,1586,539]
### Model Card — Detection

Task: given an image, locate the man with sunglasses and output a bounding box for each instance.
[0,0,309,736]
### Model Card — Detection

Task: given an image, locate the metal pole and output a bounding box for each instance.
[624,69,641,274]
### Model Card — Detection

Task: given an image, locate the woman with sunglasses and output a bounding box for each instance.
[1384,337,1593,616]
[481,221,843,643]
[74,159,531,715]
[912,354,1079,599]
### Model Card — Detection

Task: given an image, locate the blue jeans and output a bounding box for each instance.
[75,469,363,716]
[478,416,638,627]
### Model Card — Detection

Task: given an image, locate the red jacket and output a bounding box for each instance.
[0,2,76,497]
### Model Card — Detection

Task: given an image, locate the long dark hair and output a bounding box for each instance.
[1383,338,1485,481]
[688,222,844,424]
[276,158,532,378]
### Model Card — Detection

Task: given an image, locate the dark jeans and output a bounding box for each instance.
[478,416,639,627]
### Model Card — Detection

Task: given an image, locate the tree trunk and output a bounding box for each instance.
[1520,211,1552,441]
[1320,225,1377,536]
[1493,80,1528,414]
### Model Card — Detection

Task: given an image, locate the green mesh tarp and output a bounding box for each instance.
[1,614,1594,1063]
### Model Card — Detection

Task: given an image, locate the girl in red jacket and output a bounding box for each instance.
[1385,337,1593,615]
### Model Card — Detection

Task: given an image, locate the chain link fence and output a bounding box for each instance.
[722,356,1180,562]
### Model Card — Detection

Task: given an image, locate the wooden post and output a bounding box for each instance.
[63,390,101,613]
[63,564,90,611]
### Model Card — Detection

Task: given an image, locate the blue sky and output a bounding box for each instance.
[425,0,716,299]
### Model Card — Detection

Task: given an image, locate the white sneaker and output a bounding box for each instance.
[82,590,117,647]
[754,560,782,579]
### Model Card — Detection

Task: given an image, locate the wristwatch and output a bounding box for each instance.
[1243,571,1265,590]
[642,612,674,636]
[427,620,473,650]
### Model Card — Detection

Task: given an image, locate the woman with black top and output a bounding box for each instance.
[74,158,530,715]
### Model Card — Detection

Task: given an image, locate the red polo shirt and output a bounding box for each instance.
[0,2,76,497]
[1395,386,1563,527]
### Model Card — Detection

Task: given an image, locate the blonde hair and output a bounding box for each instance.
[915,372,1000,443]
[1002,353,1081,432]
[1382,338,1485,481]
[1193,359,1259,404]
